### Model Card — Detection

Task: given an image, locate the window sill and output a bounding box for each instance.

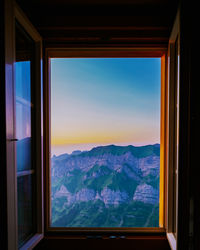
[34,235,171,250]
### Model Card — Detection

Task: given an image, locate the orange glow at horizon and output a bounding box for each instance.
[51,58,161,152]
[51,126,160,146]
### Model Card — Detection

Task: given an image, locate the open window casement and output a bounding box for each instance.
[5,2,44,249]
[167,9,180,250]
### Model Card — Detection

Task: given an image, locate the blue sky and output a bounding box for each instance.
[51,58,161,155]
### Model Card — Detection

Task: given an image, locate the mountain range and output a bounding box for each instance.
[51,144,160,227]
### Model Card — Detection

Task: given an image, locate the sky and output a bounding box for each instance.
[51,58,161,156]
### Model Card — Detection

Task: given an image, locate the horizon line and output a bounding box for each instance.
[52,142,160,157]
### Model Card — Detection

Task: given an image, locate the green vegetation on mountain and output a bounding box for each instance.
[51,144,160,228]
[52,200,159,227]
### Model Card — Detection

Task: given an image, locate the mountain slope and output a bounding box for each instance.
[51,144,160,227]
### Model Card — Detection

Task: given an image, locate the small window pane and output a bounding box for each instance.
[15,33,32,172]
[16,62,32,171]
[17,175,35,247]
[16,60,31,102]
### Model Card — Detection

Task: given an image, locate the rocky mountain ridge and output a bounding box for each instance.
[51,144,160,227]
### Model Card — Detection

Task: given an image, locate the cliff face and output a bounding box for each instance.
[133,184,159,204]
[55,186,130,206]
[51,144,160,227]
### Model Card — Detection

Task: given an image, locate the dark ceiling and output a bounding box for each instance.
[17,0,174,5]
[16,0,179,47]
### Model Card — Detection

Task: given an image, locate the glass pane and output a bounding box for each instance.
[17,175,35,247]
[16,61,32,172]
[50,58,161,228]
[15,23,33,172]
[15,22,36,247]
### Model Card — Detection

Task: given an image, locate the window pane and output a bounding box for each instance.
[15,22,36,247]
[16,61,32,172]
[51,58,161,228]
[15,22,33,172]
[17,175,35,247]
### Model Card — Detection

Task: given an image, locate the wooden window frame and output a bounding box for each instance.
[5,2,44,250]
[44,47,168,235]
[166,9,180,250]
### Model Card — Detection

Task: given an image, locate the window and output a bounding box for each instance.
[44,49,167,232]
[5,4,43,250]
[167,10,180,250]
[15,21,36,247]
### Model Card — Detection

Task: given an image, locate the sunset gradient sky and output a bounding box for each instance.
[51,58,161,156]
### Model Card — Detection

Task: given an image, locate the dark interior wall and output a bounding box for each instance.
[177,1,191,249]
[172,1,200,249]
[187,2,200,250]
[16,0,178,48]
[178,1,200,250]
[191,38,200,250]
[0,0,8,249]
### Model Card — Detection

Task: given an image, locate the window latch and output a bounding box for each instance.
[10,138,18,141]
